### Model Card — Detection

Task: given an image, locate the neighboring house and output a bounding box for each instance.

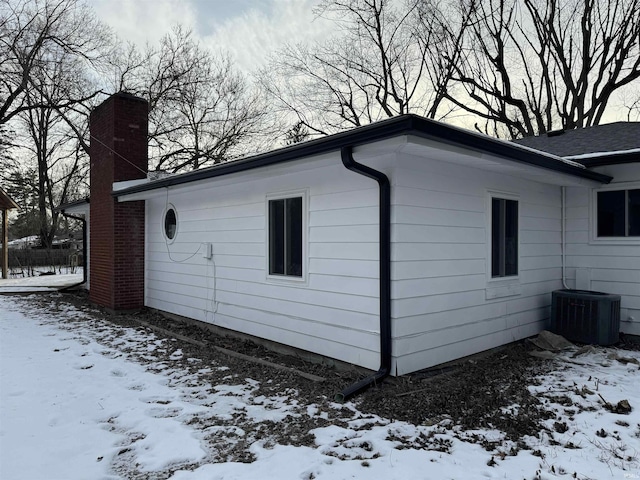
[63,93,639,388]
[1,187,19,279]
[57,198,90,289]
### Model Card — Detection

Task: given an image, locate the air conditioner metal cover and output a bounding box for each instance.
[550,290,620,345]
[551,289,621,346]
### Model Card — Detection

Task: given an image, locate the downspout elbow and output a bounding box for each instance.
[59,211,88,290]
[336,146,392,401]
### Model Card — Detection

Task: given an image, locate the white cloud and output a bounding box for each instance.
[89,0,331,74]
[202,0,332,74]
[90,0,199,47]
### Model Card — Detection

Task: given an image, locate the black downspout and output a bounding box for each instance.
[335,146,392,402]
[59,211,88,291]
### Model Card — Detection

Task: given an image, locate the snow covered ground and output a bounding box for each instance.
[0,270,83,292]
[1,294,639,480]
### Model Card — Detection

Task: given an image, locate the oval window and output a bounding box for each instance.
[164,207,177,240]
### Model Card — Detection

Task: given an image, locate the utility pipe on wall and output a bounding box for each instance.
[561,186,569,289]
[2,209,8,279]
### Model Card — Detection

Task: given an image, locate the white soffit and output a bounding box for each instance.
[117,131,607,203]
[389,135,604,187]
[61,202,90,216]
[116,151,340,202]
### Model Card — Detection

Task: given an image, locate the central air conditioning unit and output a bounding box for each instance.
[551,289,621,346]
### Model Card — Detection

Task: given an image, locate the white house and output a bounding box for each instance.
[62,93,639,397]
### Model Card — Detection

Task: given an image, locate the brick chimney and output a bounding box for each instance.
[89,93,148,311]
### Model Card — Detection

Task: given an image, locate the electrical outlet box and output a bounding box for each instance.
[202,242,212,259]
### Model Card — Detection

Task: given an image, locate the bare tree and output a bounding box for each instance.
[620,85,640,122]
[284,122,311,145]
[2,2,274,248]
[0,0,109,247]
[259,0,458,136]
[625,97,640,122]
[0,0,111,126]
[0,124,11,162]
[114,27,272,173]
[20,74,87,247]
[438,0,640,138]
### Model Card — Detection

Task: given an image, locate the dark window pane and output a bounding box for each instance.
[504,199,518,276]
[285,197,303,276]
[269,197,303,277]
[269,199,284,275]
[598,190,625,237]
[491,198,502,277]
[629,189,640,236]
[491,197,518,278]
[164,208,177,239]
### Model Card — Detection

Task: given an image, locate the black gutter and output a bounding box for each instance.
[58,211,88,291]
[113,115,611,200]
[335,146,392,402]
[570,150,640,168]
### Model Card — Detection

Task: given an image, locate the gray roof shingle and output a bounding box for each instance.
[513,122,640,156]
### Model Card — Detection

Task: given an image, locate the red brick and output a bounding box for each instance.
[90,93,148,311]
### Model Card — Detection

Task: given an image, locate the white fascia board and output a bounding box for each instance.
[61,202,90,216]
[113,179,149,191]
[116,189,167,202]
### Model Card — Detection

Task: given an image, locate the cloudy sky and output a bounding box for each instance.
[90,0,331,74]
[88,0,635,125]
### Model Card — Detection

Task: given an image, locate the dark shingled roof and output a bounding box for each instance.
[513,122,640,165]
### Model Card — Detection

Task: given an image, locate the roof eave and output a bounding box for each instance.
[0,188,19,210]
[568,150,640,168]
[113,115,612,199]
[55,198,90,213]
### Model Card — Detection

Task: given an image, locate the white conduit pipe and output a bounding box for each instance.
[561,186,569,289]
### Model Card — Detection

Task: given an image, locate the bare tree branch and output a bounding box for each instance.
[442,0,640,138]
[259,0,459,137]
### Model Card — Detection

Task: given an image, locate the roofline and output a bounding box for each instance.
[567,150,640,168]
[113,115,612,198]
[55,198,90,212]
[0,187,19,210]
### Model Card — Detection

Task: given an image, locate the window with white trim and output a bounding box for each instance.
[268,196,303,277]
[491,197,518,278]
[597,189,640,237]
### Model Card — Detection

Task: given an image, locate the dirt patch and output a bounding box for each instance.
[356,344,555,442]
[37,292,561,445]
[48,294,554,441]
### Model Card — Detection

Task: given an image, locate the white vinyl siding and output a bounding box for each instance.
[389,154,561,375]
[141,142,623,376]
[145,155,382,370]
